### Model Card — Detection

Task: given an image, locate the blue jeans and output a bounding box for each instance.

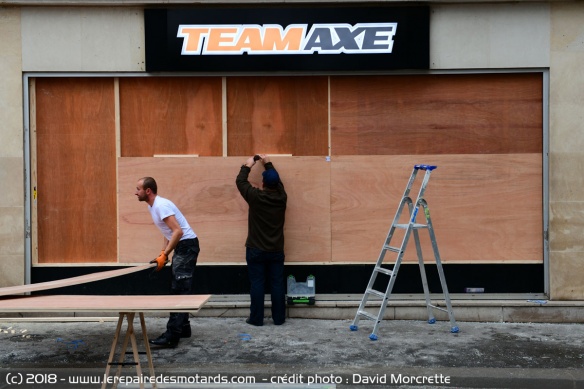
[165,238,199,339]
[246,246,285,325]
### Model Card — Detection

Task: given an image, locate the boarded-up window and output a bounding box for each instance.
[35,78,117,263]
[227,76,329,156]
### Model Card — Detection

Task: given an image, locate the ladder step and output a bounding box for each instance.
[394,223,428,229]
[357,310,379,321]
[375,267,393,276]
[383,245,401,253]
[366,289,386,299]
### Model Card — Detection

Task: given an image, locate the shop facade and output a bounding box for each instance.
[0,1,582,307]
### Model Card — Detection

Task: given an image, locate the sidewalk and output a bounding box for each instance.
[1,316,584,388]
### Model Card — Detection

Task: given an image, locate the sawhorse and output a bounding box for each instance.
[102,312,155,389]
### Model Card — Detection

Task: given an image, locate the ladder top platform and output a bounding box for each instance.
[414,164,437,171]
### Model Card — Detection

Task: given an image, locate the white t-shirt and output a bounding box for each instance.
[148,196,197,241]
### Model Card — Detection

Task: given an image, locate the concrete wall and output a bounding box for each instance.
[1,3,581,301]
[21,7,144,72]
[0,7,24,288]
[19,4,551,72]
[549,2,584,300]
[431,3,550,69]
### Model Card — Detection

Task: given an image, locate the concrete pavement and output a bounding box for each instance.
[1,316,584,388]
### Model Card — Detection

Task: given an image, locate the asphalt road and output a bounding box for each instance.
[1,317,584,388]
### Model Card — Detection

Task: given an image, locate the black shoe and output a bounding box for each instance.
[149,334,179,348]
[181,323,191,338]
[245,318,263,326]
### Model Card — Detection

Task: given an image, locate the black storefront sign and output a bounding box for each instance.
[145,6,429,72]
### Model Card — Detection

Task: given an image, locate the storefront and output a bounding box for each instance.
[2,1,581,304]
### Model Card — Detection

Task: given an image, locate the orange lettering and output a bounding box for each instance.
[207,28,238,51]
[178,27,209,54]
[235,27,263,52]
[263,26,304,51]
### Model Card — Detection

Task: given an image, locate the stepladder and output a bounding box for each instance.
[350,164,459,340]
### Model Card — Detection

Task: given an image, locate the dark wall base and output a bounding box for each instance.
[31,264,544,296]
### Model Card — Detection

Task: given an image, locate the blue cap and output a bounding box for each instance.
[262,169,280,188]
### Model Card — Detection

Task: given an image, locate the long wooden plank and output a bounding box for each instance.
[0,264,155,297]
[0,294,211,313]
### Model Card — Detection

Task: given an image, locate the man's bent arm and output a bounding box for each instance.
[162,215,184,256]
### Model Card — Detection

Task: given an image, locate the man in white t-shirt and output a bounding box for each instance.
[135,176,200,347]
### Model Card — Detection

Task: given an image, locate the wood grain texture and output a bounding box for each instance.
[330,73,543,155]
[227,76,329,156]
[35,78,117,263]
[0,264,155,297]
[119,77,223,157]
[118,156,331,263]
[32,74,544,267]
[331,154,543,263]
[0,294,211,313]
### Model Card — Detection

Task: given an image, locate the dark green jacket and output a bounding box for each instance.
[236,162,287,252]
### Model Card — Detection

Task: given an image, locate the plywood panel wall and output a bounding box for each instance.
[330,73,543,155]
[119,77,223,157]
[117,154,542,265]
[331,154,543,263]
[227,76,329,156]
[35,78,117,263]
[118,157,331,264]
[33,73,544,266]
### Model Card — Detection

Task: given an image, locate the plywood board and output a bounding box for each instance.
[118,156,331,263]
[0,264,155,297]
[119,77,223,157]
[331,154,543,263]
[0,295,211,313]
[227,76,329,156]
[35,78,118,263]
[330,73,543,155]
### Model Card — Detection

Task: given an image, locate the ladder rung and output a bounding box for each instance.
[394,223,428,229]
[366,289,386,299]
[383,245,401,253]
[357,310,379,321]
[375,267,393,276]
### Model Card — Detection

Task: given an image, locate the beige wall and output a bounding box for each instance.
[3,3,583,300]
[21,7,144,72]
[0,7,24,287]
[549,2,584,300]
[431,3,550,69]
[20,4,551,72]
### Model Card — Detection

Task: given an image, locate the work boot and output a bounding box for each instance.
[149,333,178,348]
[245,318,263,326]
[181,322,191,338]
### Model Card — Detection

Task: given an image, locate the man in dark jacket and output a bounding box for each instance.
[236,154,287,326]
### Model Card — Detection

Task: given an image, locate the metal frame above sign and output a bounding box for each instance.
[145,6,430,72]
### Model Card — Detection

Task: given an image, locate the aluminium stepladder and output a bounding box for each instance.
[350,164,459,340]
